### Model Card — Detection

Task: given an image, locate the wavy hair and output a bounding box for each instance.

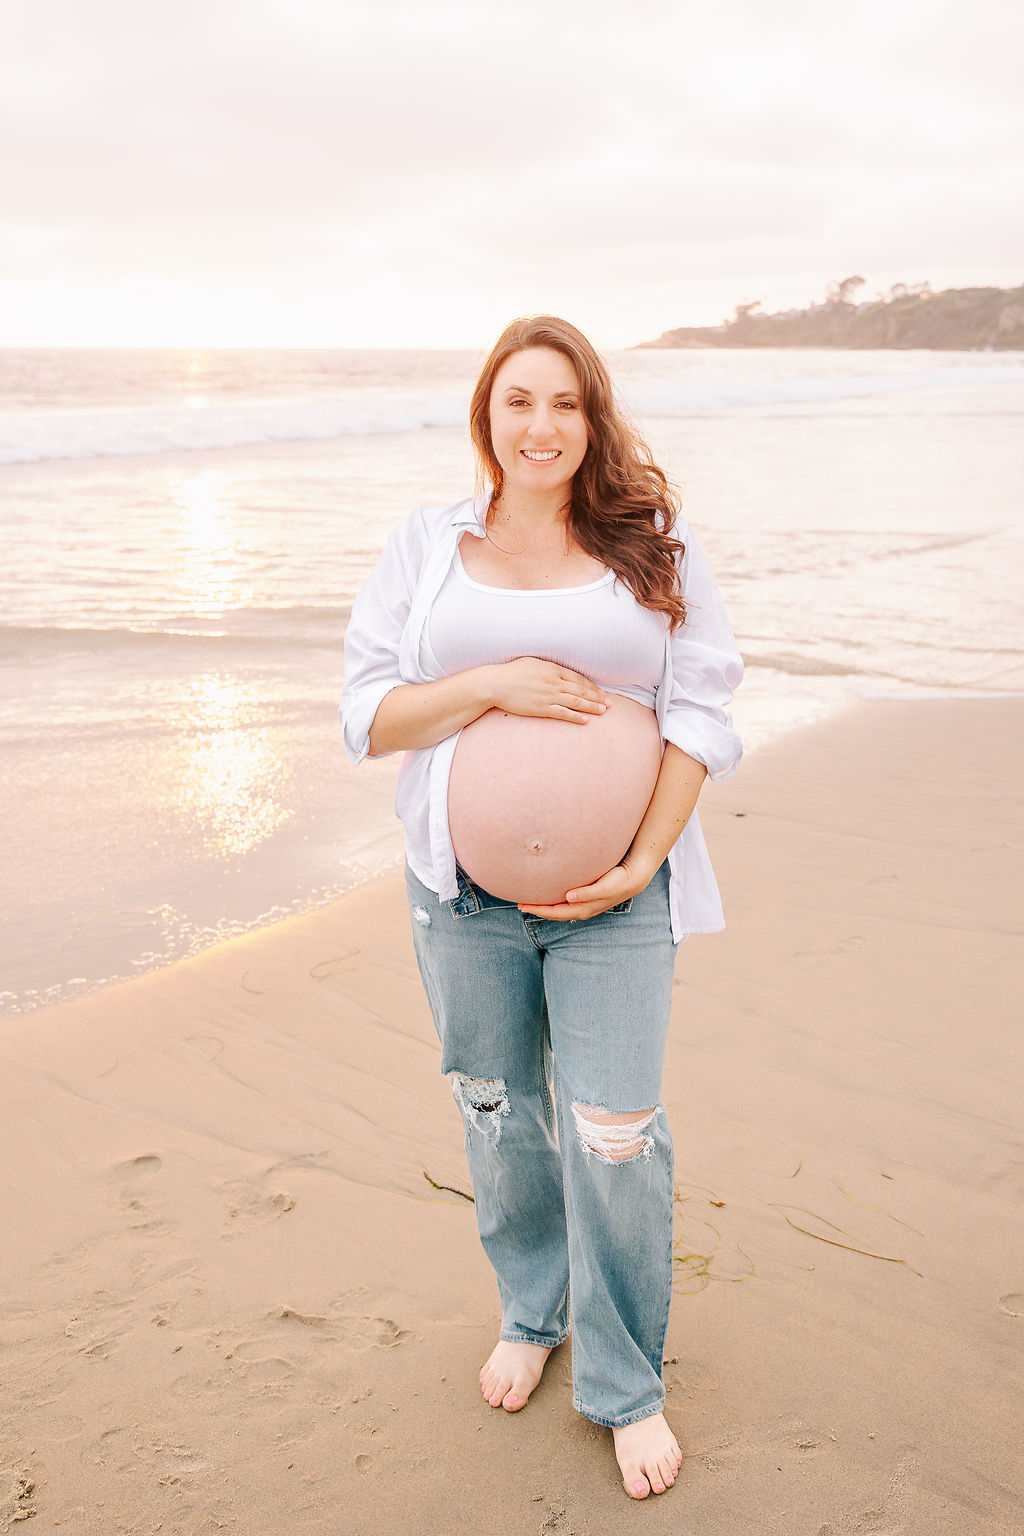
[469,315,687,629]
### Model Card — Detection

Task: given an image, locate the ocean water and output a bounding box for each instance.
[2,346,1022,1015]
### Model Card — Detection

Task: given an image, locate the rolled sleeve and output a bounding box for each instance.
[339,516,419,765]
[663,529,744,781]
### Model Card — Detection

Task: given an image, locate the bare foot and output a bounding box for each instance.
[479,1339,552,1411]
[612,1412,683,1498]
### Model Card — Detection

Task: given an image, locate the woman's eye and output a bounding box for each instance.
[556,400,579,410]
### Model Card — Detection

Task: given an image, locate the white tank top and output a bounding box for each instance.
[427,543,667,707]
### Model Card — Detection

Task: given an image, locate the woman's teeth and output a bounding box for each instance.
[521,450,560,461]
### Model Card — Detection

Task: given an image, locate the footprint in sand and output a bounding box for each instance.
[269,1305,411,1351]
[201,1305,411,1393]
[108,1154,171,1235]
[219,1154,333,1237]
[220,1183,296,1238]
[818,1447,921,1536]
[130,1439,207,1475]
[171,1303,412,1413]
[997,1293,1024,1316]
[167,1355,294,1411]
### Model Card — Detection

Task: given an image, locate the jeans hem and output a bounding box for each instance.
[500,1326,570,1349]
[572,1396,666,1429]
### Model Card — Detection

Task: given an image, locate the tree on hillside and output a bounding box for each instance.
[826,274,866,306]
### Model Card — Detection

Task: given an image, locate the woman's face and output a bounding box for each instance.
[488,347,588,501]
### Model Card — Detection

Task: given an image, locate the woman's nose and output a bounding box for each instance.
[527,406,558,439]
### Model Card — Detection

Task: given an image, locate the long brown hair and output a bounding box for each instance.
[469,315,687,629]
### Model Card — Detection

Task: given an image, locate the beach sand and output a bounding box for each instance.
[2,698,1021,1535]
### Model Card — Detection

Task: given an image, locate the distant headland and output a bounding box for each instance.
[636,278,1024,350]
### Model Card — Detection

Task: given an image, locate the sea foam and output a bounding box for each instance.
[0,390,471,465]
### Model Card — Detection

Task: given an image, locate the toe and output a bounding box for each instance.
[627,1474,650,1500]
[501,1373,530,1410]
[482,1375,511,1406]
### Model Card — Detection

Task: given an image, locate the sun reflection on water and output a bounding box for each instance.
[172,672,291,858]
[170,468,253,620]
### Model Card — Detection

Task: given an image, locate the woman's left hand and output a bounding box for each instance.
[517,858,650,922]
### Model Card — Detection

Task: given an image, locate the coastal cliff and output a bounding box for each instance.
[637,279,1024,350]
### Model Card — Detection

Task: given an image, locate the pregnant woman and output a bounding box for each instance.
[340,316,743,1500]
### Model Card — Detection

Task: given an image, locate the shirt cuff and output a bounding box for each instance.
[340,680,403,765]
[662,706,743,782]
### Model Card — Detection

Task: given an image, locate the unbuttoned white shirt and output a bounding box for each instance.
[340,494,743,943]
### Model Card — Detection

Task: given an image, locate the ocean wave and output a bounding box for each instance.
[0,390,472,465]
[0,608,352,649]
[617,361,1024,420]
[740,652,861,678]
[743,651,1024,692]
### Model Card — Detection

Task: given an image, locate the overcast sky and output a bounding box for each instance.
[2,0,1021,347]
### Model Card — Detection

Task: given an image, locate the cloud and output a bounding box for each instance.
[1,0,1021,342]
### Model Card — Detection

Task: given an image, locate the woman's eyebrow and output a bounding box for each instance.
[502,385,580,400]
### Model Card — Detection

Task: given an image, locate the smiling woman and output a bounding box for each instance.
[341,314,743,1501]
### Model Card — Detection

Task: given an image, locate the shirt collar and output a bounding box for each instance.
[448,490,493,538]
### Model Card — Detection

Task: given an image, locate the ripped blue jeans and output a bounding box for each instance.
[405,858,677,1429]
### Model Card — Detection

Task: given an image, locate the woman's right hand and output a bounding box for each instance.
[484,657,611,723]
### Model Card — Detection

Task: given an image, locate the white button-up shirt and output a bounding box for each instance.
[340,494,743,942]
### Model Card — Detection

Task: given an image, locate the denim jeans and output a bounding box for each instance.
[405,857,678,1429]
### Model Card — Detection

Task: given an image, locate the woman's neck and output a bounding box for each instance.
[488,486,570,534]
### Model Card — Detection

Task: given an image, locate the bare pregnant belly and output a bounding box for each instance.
[447,694,663,904]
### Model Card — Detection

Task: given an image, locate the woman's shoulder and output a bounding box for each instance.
[652,509,694,574]
[653,506,692,538]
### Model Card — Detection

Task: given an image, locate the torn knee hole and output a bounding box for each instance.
[455,1076,507,1114]
[571,1102,659,1163]
[451,1074,510,1133]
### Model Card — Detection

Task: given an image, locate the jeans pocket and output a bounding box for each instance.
[607,897,634,914]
